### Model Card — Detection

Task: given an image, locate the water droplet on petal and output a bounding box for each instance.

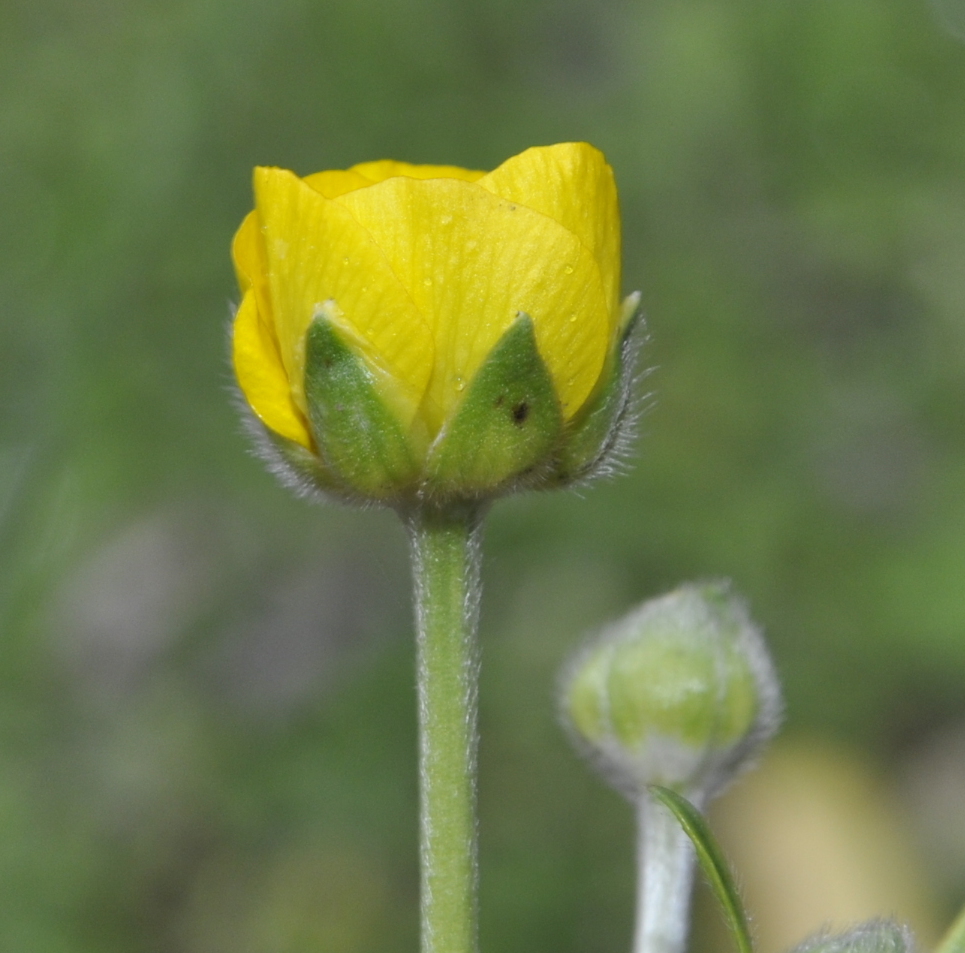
[342,256,350,264]
[424,277,433,287]
[454,377,465,392]
[569,312,578,323]
[441,214,453,225]
[564,264,574,275]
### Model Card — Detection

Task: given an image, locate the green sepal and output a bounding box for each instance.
[265,430,355,500]
[427,313,563,495]
[936,905,965,953]
[553,293,643,484]
[649,785,754,953]
[303,313,418,498]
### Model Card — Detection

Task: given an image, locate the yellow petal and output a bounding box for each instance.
[253,167,433,427]
[303,169,374,199]
[304,164,485,200]
[349,159,486,184]
[232,210,274,326]
[479,142,621,317]
[232,290,313,448]
[232,211,259,293]
[334,176,611,430]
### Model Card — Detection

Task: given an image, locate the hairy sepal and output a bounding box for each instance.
[552,292,645,486]
[303,309,420,500]
[427,313,563,496]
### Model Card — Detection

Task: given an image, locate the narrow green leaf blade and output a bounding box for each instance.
[649,785,754,953]
[936,904,965,953]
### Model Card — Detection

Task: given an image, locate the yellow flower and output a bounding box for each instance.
[232,142,639,502]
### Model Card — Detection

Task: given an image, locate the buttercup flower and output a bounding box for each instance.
[232,142,641,505]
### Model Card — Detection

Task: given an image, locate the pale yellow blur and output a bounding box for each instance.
[710,739,941,953]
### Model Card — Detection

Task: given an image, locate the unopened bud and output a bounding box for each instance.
[560,581,781,802]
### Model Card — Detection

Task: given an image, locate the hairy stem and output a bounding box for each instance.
[407,503,485,953]
[633,792,699,953]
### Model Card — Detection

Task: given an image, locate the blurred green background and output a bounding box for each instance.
[3,0,965,949]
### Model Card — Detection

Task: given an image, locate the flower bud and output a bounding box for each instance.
[560,582,781,802]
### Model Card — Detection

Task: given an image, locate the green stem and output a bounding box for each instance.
[406,503,485,953]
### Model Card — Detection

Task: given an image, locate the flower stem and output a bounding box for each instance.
[633,793,698,953]
[406,503,485,953]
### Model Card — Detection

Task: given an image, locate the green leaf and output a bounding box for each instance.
[303,313,418,498]
[649,785,754,953]
[428,313,563,494]
[936,905,965,953]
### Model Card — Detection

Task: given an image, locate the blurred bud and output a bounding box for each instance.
[560,581,781,802]
[792,921,915,953]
